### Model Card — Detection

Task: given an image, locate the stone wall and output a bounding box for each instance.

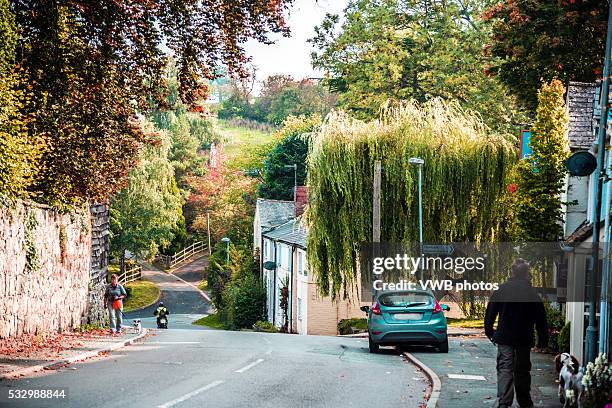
[0,200,107,338]
[85,203,109,326]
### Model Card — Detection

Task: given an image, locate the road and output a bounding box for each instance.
[0,256,428,408]
[126,257,211,330]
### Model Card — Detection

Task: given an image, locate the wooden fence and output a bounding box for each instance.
[158,241,207,269]
[117,264,142,284]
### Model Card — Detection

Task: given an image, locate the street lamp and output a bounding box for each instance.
[284,164,297,200]
[221,237,231,264]
[409,157,424,279]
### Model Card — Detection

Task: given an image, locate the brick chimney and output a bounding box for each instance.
[294,186,308,217]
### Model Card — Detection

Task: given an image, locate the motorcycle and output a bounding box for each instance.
[154,303,170,329]
[157,312,168,329]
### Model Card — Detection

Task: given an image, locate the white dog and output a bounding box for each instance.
[132,319,142,333]
[555,352,584,408]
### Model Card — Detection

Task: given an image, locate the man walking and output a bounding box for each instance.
[485,258,549,408]
[105,274,127,335]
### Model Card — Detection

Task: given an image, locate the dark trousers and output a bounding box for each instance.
[495,344,533,408]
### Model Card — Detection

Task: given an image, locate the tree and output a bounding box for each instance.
[309,0,525,134]
[167,112,205,184]
[109,122,183,271]
[6,0,294,205]
[306,101,514,298]
[512,79,570,241]
[218,75,336,125]
[483,0,608,111]
[258,115,321,200]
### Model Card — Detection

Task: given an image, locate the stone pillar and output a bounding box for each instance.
[85,203,110,326]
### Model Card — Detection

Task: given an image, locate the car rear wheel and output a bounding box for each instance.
[438,338,449,353]
[368,336,379,353]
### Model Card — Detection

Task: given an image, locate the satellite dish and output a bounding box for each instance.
[566,151,597,177]
[263,261,276,270]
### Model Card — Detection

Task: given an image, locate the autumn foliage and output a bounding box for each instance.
[484,0,608,110]
[1,0,293,205]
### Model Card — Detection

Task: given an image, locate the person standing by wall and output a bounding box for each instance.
[485,258,549,408]
[104,274,127,335]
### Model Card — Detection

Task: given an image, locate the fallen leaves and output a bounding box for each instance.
[0,329,112,358]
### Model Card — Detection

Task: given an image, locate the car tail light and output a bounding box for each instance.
[371,302,381,315]
[432,299,442,314]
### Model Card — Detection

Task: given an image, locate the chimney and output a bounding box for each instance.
[294,186,308,217]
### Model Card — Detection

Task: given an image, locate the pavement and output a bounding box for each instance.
[406,337,562,408]
[0,329,147,380]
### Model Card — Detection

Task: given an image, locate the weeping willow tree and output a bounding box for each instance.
[306,100,516,299]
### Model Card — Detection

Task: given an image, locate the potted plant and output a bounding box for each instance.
[582,353,612,408]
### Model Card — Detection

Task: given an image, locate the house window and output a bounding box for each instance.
[297,298,302,320]
[278,244,284,267]
[298,251,307,276]
[262,240,267,260]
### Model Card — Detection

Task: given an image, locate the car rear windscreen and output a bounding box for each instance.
[378,292,432,307]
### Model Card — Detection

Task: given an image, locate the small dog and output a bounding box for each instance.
[132,319,142,333]
[555,352,584,408]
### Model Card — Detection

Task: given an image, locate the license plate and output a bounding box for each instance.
[393,313,421,320]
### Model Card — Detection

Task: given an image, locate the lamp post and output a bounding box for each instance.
[221,237,231,264]
[284,164,297,200]
[409,157,424,280]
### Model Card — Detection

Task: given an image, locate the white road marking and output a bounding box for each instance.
[235,358,264,373]
[149,341,201,344]
[447,374,487,381]
[157,380,224,408]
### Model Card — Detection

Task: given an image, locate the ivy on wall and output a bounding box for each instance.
[24,211,40,272]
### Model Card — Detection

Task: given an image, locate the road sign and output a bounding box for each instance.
[422,244,454,256]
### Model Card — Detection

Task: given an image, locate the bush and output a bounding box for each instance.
[206,242,266,330]
[253,321,278,333]
[543,300,565,352]
[558,321,570,353]
[338,318,368,335]
[224,274,266,330]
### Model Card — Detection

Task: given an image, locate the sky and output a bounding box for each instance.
[244,0,349,94]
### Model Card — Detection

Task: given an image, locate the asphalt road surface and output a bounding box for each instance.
[126,257,211,330]
[0,257,428,408]
[0,329,427,408]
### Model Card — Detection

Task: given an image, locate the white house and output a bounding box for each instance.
[259,187,367,335]
[562,81,611,362]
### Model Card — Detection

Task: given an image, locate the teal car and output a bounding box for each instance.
[361,289,450,353]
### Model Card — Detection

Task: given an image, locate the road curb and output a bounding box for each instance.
[403,351,441,408]
[0,328,148,380]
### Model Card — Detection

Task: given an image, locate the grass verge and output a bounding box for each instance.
[446,318,484,329]
[216,120,278,170]
[198,280,208,291]
[123,280,160,312]
[192,313,224,329]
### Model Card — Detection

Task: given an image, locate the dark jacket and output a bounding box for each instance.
[484,277,549,348]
